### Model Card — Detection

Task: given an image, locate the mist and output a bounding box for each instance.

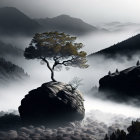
[0,36,31,50]
[0,29,140,114]
[1,50,140,118]
[78,30,139,54]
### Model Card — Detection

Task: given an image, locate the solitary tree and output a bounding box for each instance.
[115,68,119,74]
[24,32,89,82]
[136,60,140,66]
[108,71,111,75]
[104,134,109,140]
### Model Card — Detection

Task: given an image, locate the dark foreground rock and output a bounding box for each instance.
[0,110,133,140]
[0,114,21,131]
[105,121,140,140]
[18,82,85,125]
[99,65,140,103]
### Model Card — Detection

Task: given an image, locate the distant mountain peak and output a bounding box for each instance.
[105,21,121,26]
[0,7,105,36]
[54,14,71,18]
[53,14,82,20]
[0,7,26,16]
[0,7,41,36]
[35,14,100,35]
[0,7,18,10]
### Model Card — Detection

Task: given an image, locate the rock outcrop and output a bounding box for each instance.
[18,82,85,125]
[99,65,140,102]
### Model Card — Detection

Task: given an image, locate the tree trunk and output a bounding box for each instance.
[50,69,56,82]
[42,58,57,82]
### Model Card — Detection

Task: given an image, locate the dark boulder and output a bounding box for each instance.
[99,66,140,103]
[18,82,85,125]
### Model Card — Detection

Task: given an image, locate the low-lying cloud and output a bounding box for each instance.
[0,109,136,140]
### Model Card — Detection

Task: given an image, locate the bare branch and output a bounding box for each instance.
[69,77,83,90]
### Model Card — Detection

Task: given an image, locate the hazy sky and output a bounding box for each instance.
[1,0,140,24]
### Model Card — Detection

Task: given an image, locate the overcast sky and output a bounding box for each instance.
[1,0,140,25]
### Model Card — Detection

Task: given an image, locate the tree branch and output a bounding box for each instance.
[53,56,61,61]
[59,56,75,66]
[52,56,76,70]
[40,57,51,70]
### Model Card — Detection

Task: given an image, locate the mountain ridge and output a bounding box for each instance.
[89,34,140,59]
[0,57,29,85]
[35,14,100,35]
[0,7,41,36]
[0,7,104,36]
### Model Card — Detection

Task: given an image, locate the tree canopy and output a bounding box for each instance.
[24,31,88,81]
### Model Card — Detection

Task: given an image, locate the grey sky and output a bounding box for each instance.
[1,0,140,24]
